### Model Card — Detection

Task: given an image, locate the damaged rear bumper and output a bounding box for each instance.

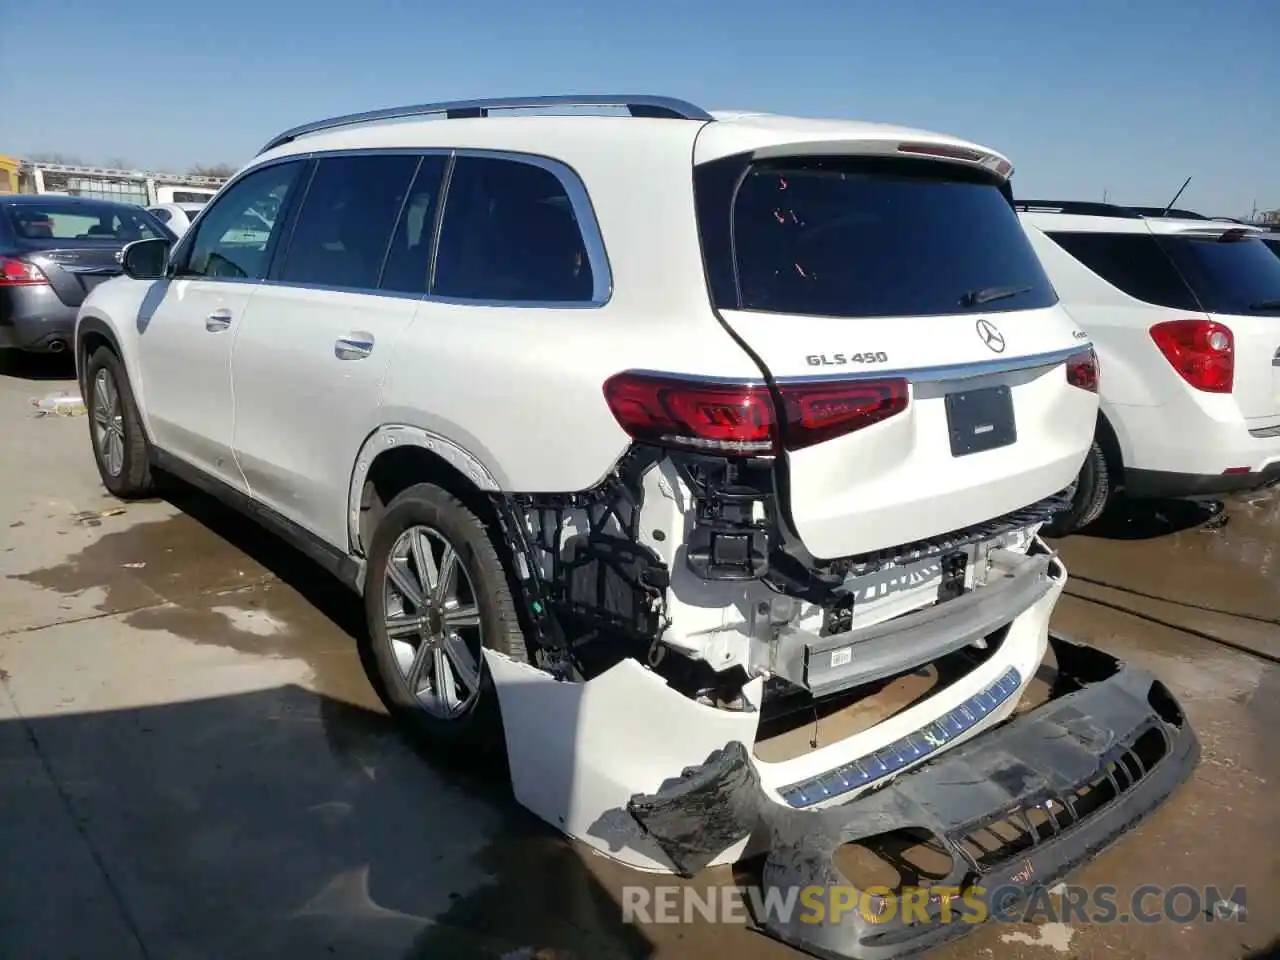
[626,634,1199,960]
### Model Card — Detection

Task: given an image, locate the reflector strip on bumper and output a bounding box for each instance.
[624,635,1199,960]
[779,667,1022,809]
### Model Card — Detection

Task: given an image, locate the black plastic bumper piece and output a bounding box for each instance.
[626,740,764,877]
[625,635,1199,960]
[1125,463,1280,500]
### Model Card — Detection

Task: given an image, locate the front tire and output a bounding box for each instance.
[1043,439,1113,537]
[85,346,155,499]
[361,482,529,753]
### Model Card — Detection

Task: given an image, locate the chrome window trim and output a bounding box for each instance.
[168,146,613,309]
[435,147,612,307]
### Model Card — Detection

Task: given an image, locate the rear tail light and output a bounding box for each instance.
[0,256,49,287]
[1065,346,1099,392]
[777,379,909,450]
[602,372,908,456]
[602,374,775,454]
[1149,319,1233,393]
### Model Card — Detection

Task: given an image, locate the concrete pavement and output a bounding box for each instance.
[1,350,1276,960]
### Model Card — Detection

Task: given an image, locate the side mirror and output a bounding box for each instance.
[120,237,171,280]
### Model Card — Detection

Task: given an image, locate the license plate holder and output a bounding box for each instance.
[945,385,1017,456]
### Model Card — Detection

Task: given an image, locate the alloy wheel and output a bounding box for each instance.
[92,369,125,477]
[382,524,485,719]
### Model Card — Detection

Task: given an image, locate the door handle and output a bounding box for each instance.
[206,309,233,332]
[335,332,374,360]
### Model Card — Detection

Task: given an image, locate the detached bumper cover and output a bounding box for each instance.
[626,635,1199,960]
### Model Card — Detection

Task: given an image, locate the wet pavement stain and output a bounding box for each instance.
[4,443,1279,960]
[1036,495,1280,960]
[1052,495,1280,625]
[7,492,376,707]
[2,487,672,956]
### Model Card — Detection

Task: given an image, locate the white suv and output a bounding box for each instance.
[1019,201,1280,533]
[75,96,1196,959]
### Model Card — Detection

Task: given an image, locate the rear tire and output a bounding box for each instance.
[85,346,155,499]
[1043,440,1113,537]
[360,482,529,754]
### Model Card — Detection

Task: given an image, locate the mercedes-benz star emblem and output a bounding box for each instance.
[975,318,1006,354]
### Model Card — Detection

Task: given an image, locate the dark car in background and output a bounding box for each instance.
[0,195,176,353]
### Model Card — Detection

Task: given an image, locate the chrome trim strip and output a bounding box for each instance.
[781,345,1087,384]
[165,147,613,308]
[254,279,425,301]
[260,94,714,155]
[622,346,1087,387]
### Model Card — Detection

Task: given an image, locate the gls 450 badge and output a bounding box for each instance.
[805,351,889,367]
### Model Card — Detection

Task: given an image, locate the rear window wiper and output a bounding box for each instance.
[960,285,1033,308]
[1248,299,1280,311]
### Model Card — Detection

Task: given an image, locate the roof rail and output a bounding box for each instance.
[1013,199,1144,219]
[258,94,714,155]
[1126,205,1208,220]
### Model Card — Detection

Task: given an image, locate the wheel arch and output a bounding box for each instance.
[75,315,123,403]
[347,425,508,558]
[1094,406,1125,486]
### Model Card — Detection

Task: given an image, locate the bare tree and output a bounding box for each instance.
[26,151,86,166]
[189,163,236,178]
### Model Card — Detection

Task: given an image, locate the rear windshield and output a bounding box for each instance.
[1155,234,1280,316]
[697,155,1058,318]
[5,199,168,244]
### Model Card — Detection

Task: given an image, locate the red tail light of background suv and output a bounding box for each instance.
[1149,318,1233,393]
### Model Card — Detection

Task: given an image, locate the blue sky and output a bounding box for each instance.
[2,0,1275,216]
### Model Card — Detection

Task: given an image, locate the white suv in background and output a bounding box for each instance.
[145,202,207,238]
[74,95,1196,960]
[1019,201,1280,534]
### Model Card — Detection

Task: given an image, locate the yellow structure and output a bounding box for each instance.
[0,155,20,193]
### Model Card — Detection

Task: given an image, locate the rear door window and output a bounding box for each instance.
[700,156,1057,318]
[379,155,449,295]
[1045,232,1200,311]
[1154,234,1280,316]
[432,155,596,303]
[276,153,421,290]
